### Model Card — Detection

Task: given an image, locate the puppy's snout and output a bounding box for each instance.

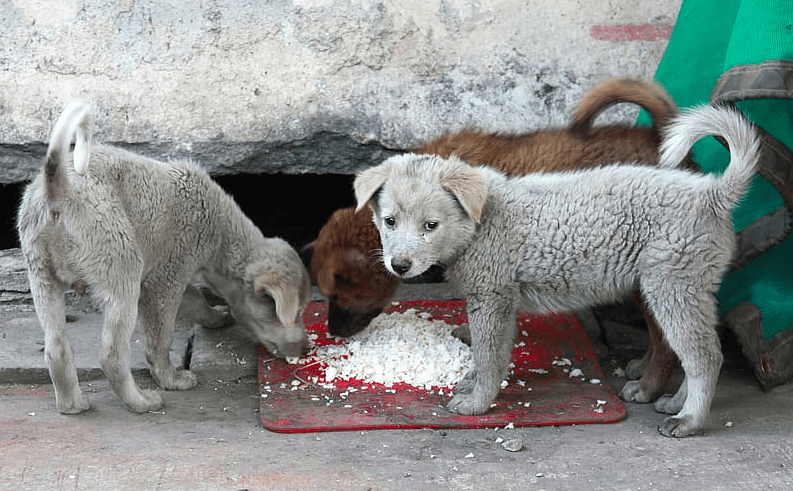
[277,337,309,359]
[391,257,412,276]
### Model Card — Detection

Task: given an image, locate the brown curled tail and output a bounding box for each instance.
[568,78,679,137]
[44,101,93,206]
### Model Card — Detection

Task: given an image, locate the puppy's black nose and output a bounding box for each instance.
[391,257,412,276]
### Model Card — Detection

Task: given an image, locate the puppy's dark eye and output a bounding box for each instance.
[384,216,396,228]
[424,220,438,231]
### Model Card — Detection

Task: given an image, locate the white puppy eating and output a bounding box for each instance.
[354,105,760,437]
[18,102,311,414]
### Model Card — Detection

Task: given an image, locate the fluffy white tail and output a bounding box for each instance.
[44,101,94,204]
[660,104,760,206]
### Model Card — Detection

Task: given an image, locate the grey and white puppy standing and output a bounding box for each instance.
[354,105,760,437]
[18,102,311,414]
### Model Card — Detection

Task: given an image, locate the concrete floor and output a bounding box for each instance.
[1,281,792,491]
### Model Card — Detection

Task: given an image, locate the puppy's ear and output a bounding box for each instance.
[315,265,336,296]
[354,162,391,212]
[254,273,301,327]
[439,157,489,223]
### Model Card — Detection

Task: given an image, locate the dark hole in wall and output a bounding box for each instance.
[0,183,21,249]
[212,173,357,250]
[0,174,358,251]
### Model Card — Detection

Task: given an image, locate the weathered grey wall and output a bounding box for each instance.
[0,0,681,183]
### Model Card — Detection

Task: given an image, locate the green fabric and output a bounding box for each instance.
[639,0,793,340]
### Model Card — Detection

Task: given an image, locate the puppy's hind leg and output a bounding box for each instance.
[448,293,516,415]
[641,281,722,438]
[102,302,164,412]
[139,281,198,391]
[29,273,90,414]
[99,283,164,413]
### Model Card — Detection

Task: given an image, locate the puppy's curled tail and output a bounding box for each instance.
[660,104,761,208]
[569,78,679,137]
[44,101,94,206]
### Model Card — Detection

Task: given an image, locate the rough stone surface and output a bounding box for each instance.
[0,249,29,304]
[0,0,681,182]
[0,306,193,385]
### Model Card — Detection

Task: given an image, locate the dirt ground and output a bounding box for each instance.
[1,283,792,491]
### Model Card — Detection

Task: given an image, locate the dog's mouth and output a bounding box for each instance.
[261,340,283,357]
[260,338,309,360]
[326,300,383,337]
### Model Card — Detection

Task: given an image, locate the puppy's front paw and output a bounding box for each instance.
[447,392,490,415]
[125,389,164,413]
[155,368,198,391]
[658,415,700,438]
[56,394,91,414]
[169,369,198,390]
[618,380,653,403]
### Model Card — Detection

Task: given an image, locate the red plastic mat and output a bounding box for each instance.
[259,300,626,433]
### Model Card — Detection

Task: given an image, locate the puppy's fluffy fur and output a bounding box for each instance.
[18,102,311,414]
[310,79,687,341]
[354,105,760,437]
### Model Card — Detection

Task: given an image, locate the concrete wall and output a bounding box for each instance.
[0,0,682,183]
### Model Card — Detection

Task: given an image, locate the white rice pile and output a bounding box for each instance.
[314,309,473,390]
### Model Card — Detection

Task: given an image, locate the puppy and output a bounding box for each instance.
[354,105,760,437]
[17,102,311,414]
[309,206,402,336]
[310,78,688,341]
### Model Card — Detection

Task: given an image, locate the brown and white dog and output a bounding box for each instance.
[306,78,691,405]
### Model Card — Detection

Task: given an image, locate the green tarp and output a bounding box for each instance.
[640,0,793,386]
